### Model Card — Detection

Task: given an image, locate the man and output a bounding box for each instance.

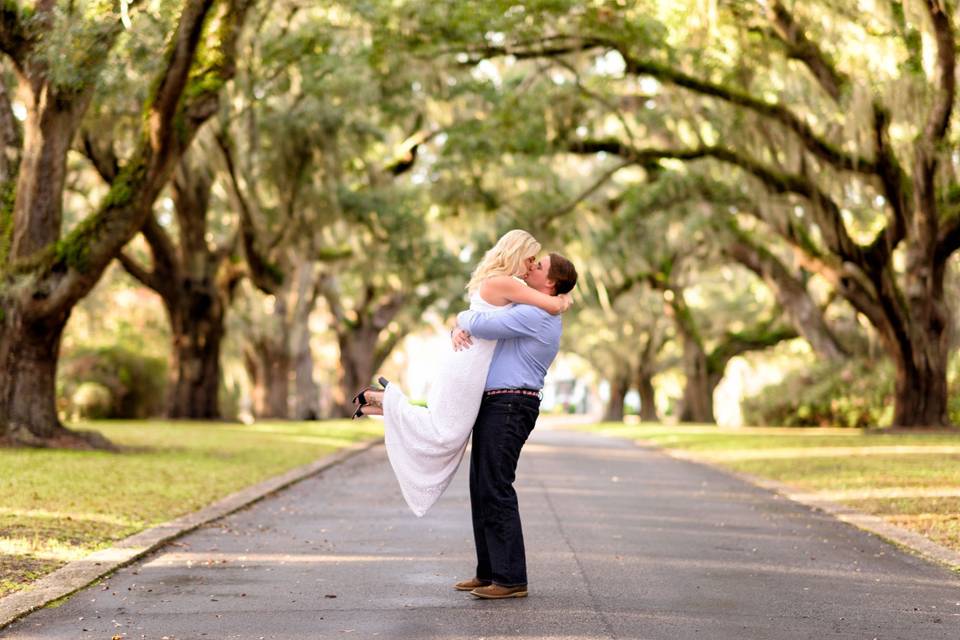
[450,252,578,599]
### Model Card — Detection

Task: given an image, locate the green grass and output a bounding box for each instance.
[577,423,960,553]
[0,419,383,597]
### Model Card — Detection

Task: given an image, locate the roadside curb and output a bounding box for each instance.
[0,436,384,630]
[647,443,960,572]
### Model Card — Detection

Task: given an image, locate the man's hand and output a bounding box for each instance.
[558,293,573,313]
[451,327,473,351]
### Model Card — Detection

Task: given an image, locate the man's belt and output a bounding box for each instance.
[483,388,541,398]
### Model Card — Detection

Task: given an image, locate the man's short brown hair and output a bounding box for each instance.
[548,253,578,295]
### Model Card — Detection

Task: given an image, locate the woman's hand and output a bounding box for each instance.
[557,293,573,313]
[451,327,474,351]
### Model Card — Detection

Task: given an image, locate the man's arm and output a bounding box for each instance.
[457,304,548,340]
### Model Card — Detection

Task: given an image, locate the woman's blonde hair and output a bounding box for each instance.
[466,229,541,291]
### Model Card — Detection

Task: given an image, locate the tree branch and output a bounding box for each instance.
[613,50,873,173]
[0,2,31,67]
[318,273,348,326]
[565,138,865,263]
[80,129,120,183]
[912,0,955,261]
[116,250,158,291]
[140,213,179,282]
[457,36,602,65]
[865,103,909,267]
[0,77,20,183]
[542,159,634,223]
[767,1,848,101]
[475,33,870,173]
[36,0,251,319]
[721,220,848,360]
[921,0,956,144]
[384,128,444,176]
[215,129,284,294]
[936,213,960,265]
[710,320,798,371]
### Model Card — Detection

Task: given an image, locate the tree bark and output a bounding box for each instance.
[292,342,319,420]
[678,338,719,424]
[0,0,252,445]
[637,368,659,422]
[244,337,290,419]
[602,369,629,422]
[288,257,321,420]
[891,339,949,427]
[119,155,236,419]
[880,260,952,427]
[164,289,225,419]
[335,328,380,418]
[0,305,108,447]
[9,86,87,258]
[320,274,413,418]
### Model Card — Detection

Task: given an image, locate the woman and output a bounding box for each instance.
[354,230,571,517]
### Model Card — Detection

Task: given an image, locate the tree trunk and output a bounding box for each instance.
[0,305,109,447]
[244,339,290,419]
[9,79,90,258]
[292,341,319,420]
[165,289,225,419]
[891,342,950,427]
[883,259,952,427]
[289,259,320,420]
[664,286,719,424]
[335,329,379,418]
[603,371,629,422]
[0,0,250,446]
[679,342,719,424]
[637,369,659,422]
[0,86,94,445]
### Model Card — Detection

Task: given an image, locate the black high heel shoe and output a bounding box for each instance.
[377,376,390,388]
[351,383,384,420]
[351,385,380,406]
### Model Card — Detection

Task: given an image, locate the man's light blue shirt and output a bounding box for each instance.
[457,305,562,391]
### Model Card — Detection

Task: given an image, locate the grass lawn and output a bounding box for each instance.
[576,423,960,555]
[0,419,383,598]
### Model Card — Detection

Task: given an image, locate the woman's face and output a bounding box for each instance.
[522,254,537,278]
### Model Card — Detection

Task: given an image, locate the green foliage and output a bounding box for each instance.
[54,216,100,273]
[70,381,113,419]
[57,346,167,420]
[742,358,899,428]
[55,156,147,273]
[29,2,120,93]
[0,179,13,269]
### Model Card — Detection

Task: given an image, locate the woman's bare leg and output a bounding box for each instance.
[364,390,384,406]
[361,404,383,416]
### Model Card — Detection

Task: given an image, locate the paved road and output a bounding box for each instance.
[5,424,960,640]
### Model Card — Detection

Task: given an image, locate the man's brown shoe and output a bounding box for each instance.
[470,583,528,599]
[454,577,492,591]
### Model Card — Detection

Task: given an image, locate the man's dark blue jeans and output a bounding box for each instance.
[469,392,540,587]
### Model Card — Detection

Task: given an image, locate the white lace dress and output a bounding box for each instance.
[382,293,511,517]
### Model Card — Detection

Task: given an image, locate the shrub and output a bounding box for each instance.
[71,382,113,420]
[58,346,167,420]
[741,358,895,428]
[742,357,960,428]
